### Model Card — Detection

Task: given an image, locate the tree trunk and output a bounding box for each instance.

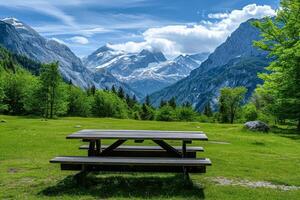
[50,86,55,119]
[230,106,234,124]
[297,119,300,131]
[45,98,48,119]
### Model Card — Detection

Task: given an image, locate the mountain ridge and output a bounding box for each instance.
[0,17,140,97]
[148,19,270,110]
[84,46,209,95]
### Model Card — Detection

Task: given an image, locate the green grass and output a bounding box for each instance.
[0,115,299,199]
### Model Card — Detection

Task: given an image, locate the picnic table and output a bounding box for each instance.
[50,129,211,180]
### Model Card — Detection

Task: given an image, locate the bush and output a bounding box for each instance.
[196,115,210,123]
[140,104,155,120]
[243,103,258,122]
[176,107,197,121]
[257,112,274,124]
[156,105,177,121]
[92,90,129,118]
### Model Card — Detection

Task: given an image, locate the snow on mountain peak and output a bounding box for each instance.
[2,17,26,29]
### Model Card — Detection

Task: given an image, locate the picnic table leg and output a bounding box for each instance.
[74,165,89,186]
[99,139,126,156]
[152,140,182,157]
[182,140,192,180]
[96,140,101,156]
[88,140,96,156]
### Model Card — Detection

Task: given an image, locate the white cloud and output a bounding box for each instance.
[0,0,76,26]
[69,36,89,44]
[50,37,67,45]
[208,13,229,19]
[108,4,276,58]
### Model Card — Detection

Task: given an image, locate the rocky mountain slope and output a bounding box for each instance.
[0,18,138,97]
[148,19,271,111]
[84,46,208,95]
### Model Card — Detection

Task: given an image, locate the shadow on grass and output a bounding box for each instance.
[271,126,300,140]
[40,173,205,199]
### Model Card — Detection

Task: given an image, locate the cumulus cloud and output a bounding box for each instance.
[108,4,276,58]
[69,36,89,44]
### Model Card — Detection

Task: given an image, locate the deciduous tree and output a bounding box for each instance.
[253,0,300,129]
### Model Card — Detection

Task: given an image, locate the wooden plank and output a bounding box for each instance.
[153,140,182,157]
[98,139,126,156]
[50,156,211,167]
[60,164,206,173]
[67,129,208,141]
[84,149,197,158]
[79,145,204,152]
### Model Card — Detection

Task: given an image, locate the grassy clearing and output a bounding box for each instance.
[0,115,299,199]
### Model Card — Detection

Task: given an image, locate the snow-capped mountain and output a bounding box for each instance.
[148,19,271,111]
[84,46,209,96]
[0,17,139,97]
[0,17,91,88]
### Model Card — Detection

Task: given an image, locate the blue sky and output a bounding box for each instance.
[0,0,279,58]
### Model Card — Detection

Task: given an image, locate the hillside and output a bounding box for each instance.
[148,19,270,110]
[0,18,139,97]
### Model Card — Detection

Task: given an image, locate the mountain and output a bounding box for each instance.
[148,19,271,111]
[0,17,92,88]
[0,17,138,97]
[84,46,209,96]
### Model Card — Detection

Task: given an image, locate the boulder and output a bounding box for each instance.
[244,121,270,132]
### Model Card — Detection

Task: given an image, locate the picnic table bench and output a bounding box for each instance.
[50,129,211,180]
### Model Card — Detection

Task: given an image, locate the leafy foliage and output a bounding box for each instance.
[253,0,300,129]
[68,86,92,117]
[219,87,247,123]
[92,90,129,118]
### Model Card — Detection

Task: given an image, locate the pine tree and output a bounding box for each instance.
[117,86,125,99]
[132,95,137,104]
[183,101,192,108]
[203,102,213,117]
[126,94,135,108]
[111,85,116,94]
[159,99,167,108]
[90,85,96,96]
[145,95,151,106]
[168,97,176,109]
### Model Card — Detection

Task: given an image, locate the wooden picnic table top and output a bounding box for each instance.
[67,129,208,141]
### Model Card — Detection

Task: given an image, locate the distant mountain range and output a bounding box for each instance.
[0,17,270,109]
[148,19,271,111]
[84,46,208,95]
[0,17,138,97]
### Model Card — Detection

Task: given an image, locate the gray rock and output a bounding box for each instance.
[244,121,270,132]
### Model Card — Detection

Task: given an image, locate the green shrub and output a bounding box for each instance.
[176,106,197,121]
[242,103,258,122]
[156,105,177,121]
[68,86,92,117]
[92,90,129,118]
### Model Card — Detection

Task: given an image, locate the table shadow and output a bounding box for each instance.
[40,173,205,199]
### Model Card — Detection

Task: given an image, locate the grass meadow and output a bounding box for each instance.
[0,115,299,199]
